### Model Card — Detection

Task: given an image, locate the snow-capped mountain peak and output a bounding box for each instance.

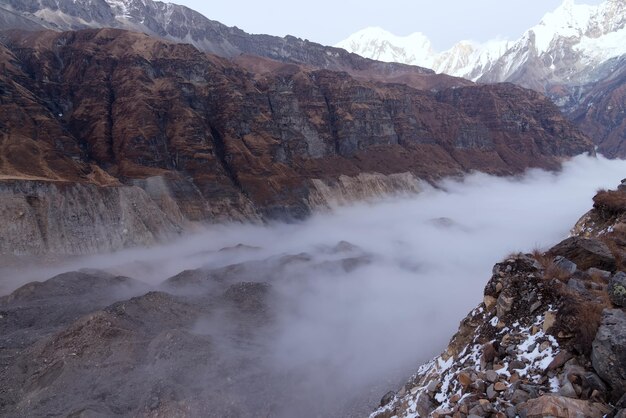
[335,26,435,68]
[336,0,626,90]
[529,0,595,54]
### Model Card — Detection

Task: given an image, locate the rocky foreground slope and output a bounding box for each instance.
[372,185,626,417]
[0,28,593,255]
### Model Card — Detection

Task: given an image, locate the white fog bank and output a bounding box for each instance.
[2,154,626,416]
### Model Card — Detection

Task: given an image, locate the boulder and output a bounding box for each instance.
[380,391,395,407]
[608,272,626,307]
[591,309,626,399]
[519,395,611,417]
[548,237,616,272]
[555,256,577,275]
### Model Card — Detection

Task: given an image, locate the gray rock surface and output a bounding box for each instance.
[591,309,626,399]
[548,237,616,272]
[0,181,186,256]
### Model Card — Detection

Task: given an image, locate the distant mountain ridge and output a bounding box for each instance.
[337,0,626,92]
[0,0,472,92]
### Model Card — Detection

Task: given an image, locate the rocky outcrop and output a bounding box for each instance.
[592,309,626,399]
[372,185,626,418]
[0,28,594,254]
[548,237,616,272]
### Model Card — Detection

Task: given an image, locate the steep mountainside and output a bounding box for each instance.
[0,0,469,91]
[0,28,594,254]
[373,185,626,418]
[565,56,626,158]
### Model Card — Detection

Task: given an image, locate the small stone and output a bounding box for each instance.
[496,282,503,293]
[546,351,573,371]
[458,372,472,388]
[487,384,497,400]
[494,382,507,391]
[559,380,578,399]
[481,343,497,367]
[588,389,601,401]
[472,379,486,394]
[433,407,454,417]
[459,405,469,414]
[539,341,552,352]
[427,380,439,393]
[478,399,490,406]
[493,363,505,371]
[497,294,515,318]
[568,277,588,292]
[505,406,517,418]
[450,394,461,404]
[531,325,540,335]
[485,370,499,383]
[530,301,542,313]
[543,311,557,332]
[510,389,530,405]
[415,393,434,417]
[510,373,520,383]
[509,360,525,371]
[411,386,420,395]
[484,295,497,311]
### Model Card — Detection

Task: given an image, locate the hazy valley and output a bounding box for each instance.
[0,0,625,417]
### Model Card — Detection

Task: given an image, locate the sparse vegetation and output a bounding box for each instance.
[593,189,626,217]
[556,291,609,356]
[531,248,574,282]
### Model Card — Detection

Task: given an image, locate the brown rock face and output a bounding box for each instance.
[520,395,611,418]
[0,29,593,223]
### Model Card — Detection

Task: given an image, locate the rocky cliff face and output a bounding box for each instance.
[372,185,626,418]
[0,28,594,254]
[562,56,626,158]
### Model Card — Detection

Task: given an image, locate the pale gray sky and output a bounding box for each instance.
[173,0,605,50]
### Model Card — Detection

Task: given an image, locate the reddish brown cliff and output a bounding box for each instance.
[0,28,594,240]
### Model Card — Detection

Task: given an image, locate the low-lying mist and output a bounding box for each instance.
[3,154,626,416]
